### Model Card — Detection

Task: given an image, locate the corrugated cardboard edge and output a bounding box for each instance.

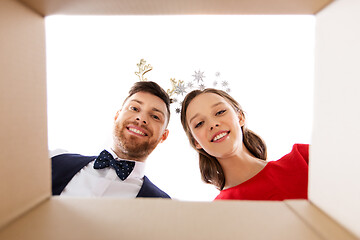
[314,0,334,14]
[0,196,50,231]
[284,200,358,240]
[0,198,323,240]
[19,0,333,16]
[0,0,50,229]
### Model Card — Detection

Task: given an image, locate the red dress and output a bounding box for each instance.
[215,144,309,201]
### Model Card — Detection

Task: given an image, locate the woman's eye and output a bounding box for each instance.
[152,115,160,120]
[216,110,226,116]
[195,121,204,128]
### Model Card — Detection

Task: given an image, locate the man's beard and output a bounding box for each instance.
[113,121,159,160]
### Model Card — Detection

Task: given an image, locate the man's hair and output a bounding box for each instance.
[124,81,171,126]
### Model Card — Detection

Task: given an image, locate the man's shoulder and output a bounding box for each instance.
[51,152,97,195]
[49,149,96,160]
[52,152,96,160]
[51,152,97,170]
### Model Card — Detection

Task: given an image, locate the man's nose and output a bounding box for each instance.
[135,116,147,125]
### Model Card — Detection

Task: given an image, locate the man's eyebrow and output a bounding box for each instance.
[130,99,165,117]
[189,102,225,124]
[130,99,143,105]
[152,108,165,117]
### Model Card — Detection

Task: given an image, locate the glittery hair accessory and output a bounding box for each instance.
[167,70,231,114]
[135,59,231,114]
[135,59,153,82]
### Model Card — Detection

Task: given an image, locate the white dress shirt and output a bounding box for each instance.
[60,149,145,198]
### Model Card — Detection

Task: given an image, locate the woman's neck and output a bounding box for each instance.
[218,144,267,190]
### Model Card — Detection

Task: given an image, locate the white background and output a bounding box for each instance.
[46,15,315,201]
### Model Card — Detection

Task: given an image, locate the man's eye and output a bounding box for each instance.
[195,121,204,128]
[130,106,139,111]
[216,110,226,116]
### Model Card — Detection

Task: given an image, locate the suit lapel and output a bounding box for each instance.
[136,176,170,198]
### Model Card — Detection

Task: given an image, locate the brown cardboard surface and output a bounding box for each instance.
[0,198,323,240]
[0,0,358,239]
[285,200,358,240]
[0,0,50,229]
[19,0,332,16]
[310,0,360,238]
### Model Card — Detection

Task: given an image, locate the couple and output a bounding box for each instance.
[52,81,308,200]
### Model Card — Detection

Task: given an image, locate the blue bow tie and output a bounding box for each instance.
[93,150,135,181]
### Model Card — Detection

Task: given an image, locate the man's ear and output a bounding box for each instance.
[160,129,169,143]
[114,109,121,121]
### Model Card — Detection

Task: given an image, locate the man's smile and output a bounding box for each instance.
[126,125,148,136]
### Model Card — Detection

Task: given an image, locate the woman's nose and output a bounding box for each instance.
[210,124,219,130]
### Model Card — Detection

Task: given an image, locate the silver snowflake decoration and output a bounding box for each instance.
[175,108,181,114]
[226,88,231,93]
[215,72,221,77]
[192,70,205,83]
[199,84,206,91]
[175,82,187,96]
[222,80,229,87]
[187,81,194,89]
[213,81,218,87]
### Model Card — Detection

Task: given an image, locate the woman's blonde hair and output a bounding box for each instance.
[180,88,267,190]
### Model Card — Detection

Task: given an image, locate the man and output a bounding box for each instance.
[52,81,171,198]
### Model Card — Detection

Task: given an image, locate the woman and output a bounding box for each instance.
[180,88,308,200]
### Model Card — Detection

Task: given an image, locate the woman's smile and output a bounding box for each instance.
[211,130,230,142]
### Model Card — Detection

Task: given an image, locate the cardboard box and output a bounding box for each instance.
[0,0,359,239]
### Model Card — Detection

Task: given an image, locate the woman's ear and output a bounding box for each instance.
[238,112,245,127]
[194,139,202,149]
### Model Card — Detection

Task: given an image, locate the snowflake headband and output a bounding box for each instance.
[135,59,231,114]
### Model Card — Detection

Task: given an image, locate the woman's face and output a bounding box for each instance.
[186,92,245,159]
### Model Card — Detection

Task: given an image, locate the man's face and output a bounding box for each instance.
[112,91,169,161]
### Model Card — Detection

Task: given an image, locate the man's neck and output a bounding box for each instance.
[110,147,147,162]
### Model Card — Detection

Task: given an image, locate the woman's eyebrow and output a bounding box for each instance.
[189,102,225,123]
[189,113,199,124]
[211,102,225,108]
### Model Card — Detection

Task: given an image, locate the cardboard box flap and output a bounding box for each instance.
[19,0,333,16]
[0,198,324,240]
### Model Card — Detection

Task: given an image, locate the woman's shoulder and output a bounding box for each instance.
[292,144,309,163]
[274,143,309,166]
[292,143,309,152]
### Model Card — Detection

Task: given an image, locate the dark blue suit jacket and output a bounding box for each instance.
[52,153,170,198]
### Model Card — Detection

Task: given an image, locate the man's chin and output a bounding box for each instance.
[124,146,151,159]
[114,129,158,159]
[121,139,151,155]
[125,137,149,148]
[127,134,147,140]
